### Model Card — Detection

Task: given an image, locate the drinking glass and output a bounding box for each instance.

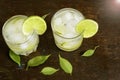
[51,8,85,51]
[2,15,39,56]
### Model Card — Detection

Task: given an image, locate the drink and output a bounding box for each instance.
[51,8,85,51]
[2,15,39,56]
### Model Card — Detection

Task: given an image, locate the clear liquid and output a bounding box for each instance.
[2,15,39,56]
[51,8,85,51]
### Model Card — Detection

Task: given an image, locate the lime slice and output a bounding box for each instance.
[54,24,66,35]
[23,16,47,35]
[76,19,98,38]
[61,42,81,50]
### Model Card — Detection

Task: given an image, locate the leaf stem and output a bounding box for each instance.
[94,45,100,50]
[42,13,50,19]
[26,66,29,71]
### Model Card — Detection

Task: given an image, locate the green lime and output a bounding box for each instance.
[76,19,98,38]
[22,16,47,35]
[54,24,66,35]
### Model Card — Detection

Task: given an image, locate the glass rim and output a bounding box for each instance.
[52,8,85,19]
[53,29,84,39]
[2,15,35,44]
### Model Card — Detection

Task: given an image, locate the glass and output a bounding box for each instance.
[51,8,85,51]
[2,15,39,56]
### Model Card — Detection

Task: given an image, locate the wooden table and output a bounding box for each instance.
[0,0,120,80]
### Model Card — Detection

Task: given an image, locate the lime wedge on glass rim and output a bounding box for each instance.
[22,16,47,35]
[76,19,98,38]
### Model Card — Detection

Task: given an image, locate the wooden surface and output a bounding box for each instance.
[0,0,120,80]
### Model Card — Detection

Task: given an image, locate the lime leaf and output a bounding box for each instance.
[76,19,99,38]
[23,16,47,35]
[40,67,59,75]
[82,50,94,57]
[26,54,51,70]
[9,50,21,66]
[82,46,99,57]
[59,54,73,75]
[42,13,50,19]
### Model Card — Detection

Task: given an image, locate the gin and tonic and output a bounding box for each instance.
[51,8,85,51]
[2,15,39,56]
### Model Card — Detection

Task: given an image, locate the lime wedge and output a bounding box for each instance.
[76,19,98,38]
[54,24,66,35]
[22,16,47,35]
[61,41,82,51]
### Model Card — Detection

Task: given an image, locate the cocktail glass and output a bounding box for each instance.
[51,8,85,51]
[2,15,39,56]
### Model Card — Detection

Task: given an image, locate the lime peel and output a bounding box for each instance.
[76,19,98,38]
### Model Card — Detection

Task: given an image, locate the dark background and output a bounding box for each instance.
[0,0,120,80]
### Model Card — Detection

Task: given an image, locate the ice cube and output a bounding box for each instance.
[64,33,75,38]
[62,11,73,23]
[54,18,63,26]
[74,13,84,22]
[9,33,26,43]
[5,25,15,33]
[20,43,28,49]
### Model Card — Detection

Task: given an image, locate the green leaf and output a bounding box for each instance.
[82,46,99,57]
[40,67,59,75]
[59,54,73,75]
[9,50,21,66]
[26,54,51,70]
[42,13,50,19]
